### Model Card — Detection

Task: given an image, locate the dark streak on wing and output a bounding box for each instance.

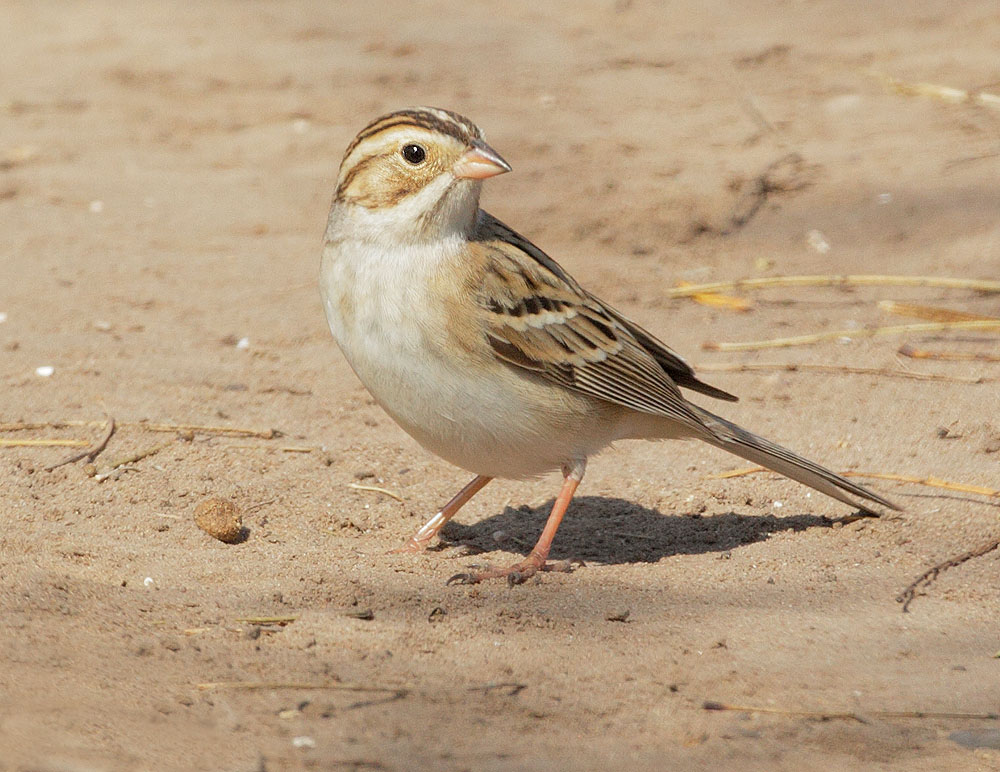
[600,310,739,402]
[476,212,737,417]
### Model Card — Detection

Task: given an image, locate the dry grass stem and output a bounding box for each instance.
[841,472,998,499]
[236,616,299,625]
[196,681,409,696]
[347,482,405,502]
[898,343,1000,362]
[711,467,998,499]
[879,300,1000,323]
[667,274,1000,298]
[695,361,988,384]
[0,438,90,447]
[93,441,173,482]
[0,419,278,438]
[872,70,1000,110]
[140,422,278,438]
[898,537,1000,612]
[704,700,999,721]
[702,320,1000,352]
[675,281,752,311]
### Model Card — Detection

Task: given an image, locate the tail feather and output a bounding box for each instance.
[694,407,900,513]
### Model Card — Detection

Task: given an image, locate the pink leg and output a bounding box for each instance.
[391,475,493,553]
[448,460,586,586]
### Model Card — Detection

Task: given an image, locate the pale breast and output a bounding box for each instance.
[319,238,625,478]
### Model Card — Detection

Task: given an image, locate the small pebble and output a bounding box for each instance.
[0,311,7,323]
[235,337,250,350]
[194,497,244,543]
[806,229,830,254]
[35,365,54,377]
[143,577,154,588]
[291,736,316,749]
[89,199,104,213]
[949,729,1000,750]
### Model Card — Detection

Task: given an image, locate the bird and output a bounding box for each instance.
[320,106,898,585]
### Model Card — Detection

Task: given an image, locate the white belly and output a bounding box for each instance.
[320,239,621,478]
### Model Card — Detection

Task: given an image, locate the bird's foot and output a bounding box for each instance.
[446,556,581,586]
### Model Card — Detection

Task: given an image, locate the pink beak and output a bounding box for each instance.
[453,141,512,180]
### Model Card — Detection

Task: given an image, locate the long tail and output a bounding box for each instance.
[693,406,900,513]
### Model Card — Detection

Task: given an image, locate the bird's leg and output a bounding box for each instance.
[391,475,493,553]
[448,460,586,585]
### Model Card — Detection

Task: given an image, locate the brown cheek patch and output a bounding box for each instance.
[340,158,445,209]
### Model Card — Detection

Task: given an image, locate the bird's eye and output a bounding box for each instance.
[400,143,426,165]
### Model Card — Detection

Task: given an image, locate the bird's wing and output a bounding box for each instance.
[471,214,729,433]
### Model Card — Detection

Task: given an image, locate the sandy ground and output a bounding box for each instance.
[3,1,1000,770]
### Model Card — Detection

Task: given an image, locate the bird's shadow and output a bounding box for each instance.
[439,495,860,565]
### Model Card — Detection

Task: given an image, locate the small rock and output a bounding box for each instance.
[194,497,243,543]
[949,728,1000,750]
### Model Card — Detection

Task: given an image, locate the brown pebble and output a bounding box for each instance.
[194,497,243,543]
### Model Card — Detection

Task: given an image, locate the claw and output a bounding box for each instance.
[446,572,479,586]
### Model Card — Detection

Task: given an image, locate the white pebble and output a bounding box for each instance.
[293,119,310,134]
[94,320,112,331]
[89,199,104,213]
[143,576,154,588]
[824,94,862,114]
[235,337,250,350]
[0,311,7,323]
[292,736,316,749]
[773,501,783,509]
[806,229,830,254]
[877,192,892,205]
[35,365,54,377]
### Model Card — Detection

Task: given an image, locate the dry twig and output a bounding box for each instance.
[702,320,1000,352]
[45,415,116,471]
[0,419,279,438]
[709,153,813,236]
[704,700,999,721]
[897,537,1000,613]
[709,467,999,499]
[139,422,278,438]
[694,361,988,384]
[196,681,409,699]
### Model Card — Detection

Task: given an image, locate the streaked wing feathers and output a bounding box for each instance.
[474,215,724,430]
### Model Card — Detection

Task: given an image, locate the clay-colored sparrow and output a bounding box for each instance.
[320,107,897,584]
